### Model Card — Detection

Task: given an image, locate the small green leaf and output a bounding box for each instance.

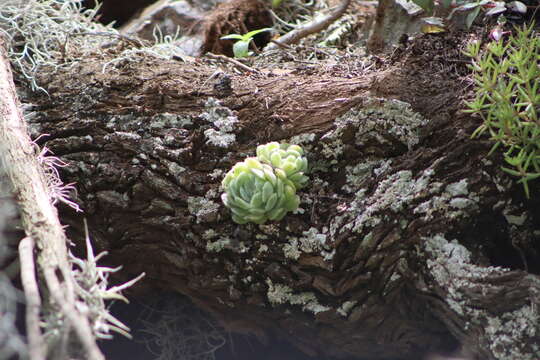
[220,34,244,41]
[250,192,263,208]
[243,28,273,40]
[262,181,273,203]
[466,6,482,29]
[264,193,278,212]
[232,40,250,58]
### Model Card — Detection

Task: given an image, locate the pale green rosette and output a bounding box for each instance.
[221,157,300,224]
[255,142,309,190]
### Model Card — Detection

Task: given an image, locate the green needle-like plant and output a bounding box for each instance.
[464,23,540,198]
[220,28,273,58]
[221,142,308,224]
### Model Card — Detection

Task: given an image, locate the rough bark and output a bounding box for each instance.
[18,31,540,360]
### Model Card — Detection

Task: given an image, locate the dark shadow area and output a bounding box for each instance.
[455,209,540,275]
[82,0,156,27]
[99,292,329,360]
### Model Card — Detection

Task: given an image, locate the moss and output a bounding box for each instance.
[206,238,230,252]
[343,159,392,193]
[289,133,317,151]
[151,113,193,129]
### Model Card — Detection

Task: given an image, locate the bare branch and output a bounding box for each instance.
[18,237,45,360]
[205,52,261,74]
[0,36,105,360]
[265,0,352,51]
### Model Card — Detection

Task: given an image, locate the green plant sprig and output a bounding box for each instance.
[221,142,308,224]
[464,23,540,198]
[220,28,273,58]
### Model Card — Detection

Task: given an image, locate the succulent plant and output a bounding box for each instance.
[256,142,309,190]
[221,142,309,224]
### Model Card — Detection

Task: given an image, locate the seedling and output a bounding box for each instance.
[220,28,273,58]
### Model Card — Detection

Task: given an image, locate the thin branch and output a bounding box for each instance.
[0,36,105,360]
[265,0,352,51]
[205,52,261,74]
[18,237,45,360]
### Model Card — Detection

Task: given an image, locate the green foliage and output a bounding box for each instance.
[464,24,540,198]
[256,142,309,189]
[221,142,309,224]
[220,28,273,58]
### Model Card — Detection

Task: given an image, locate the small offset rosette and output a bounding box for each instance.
[255,142,309,190]
[221,157,300,224]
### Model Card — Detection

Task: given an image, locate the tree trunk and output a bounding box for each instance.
[19,31,540,360]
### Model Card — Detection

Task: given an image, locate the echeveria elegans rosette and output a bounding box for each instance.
[221,142,308,224]
[221,158,300,224]
[256,142,309,190]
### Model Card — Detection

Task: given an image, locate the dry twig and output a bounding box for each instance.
[18,237,45,360]
[205,52,261,74]
[265,0,352,51]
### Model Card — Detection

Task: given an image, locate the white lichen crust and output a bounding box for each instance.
[266,279,331,315]
[201,98,238,148]
[424,234,540,360]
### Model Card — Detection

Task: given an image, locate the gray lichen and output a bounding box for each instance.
[343,159,392,193]
[283,238,301,260]
[266,279,331,314]
[332,169,434,235]
[282,227,334,261]
[187,196,220,223]
[326,98,428,154]
[414,178,479,221]
[424,234,539,360]
[201,98,238,148]
[337,300,358,317]
[206,238,231,253]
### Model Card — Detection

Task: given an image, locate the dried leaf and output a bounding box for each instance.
[421,24,446,33]
[507,1,527,13]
